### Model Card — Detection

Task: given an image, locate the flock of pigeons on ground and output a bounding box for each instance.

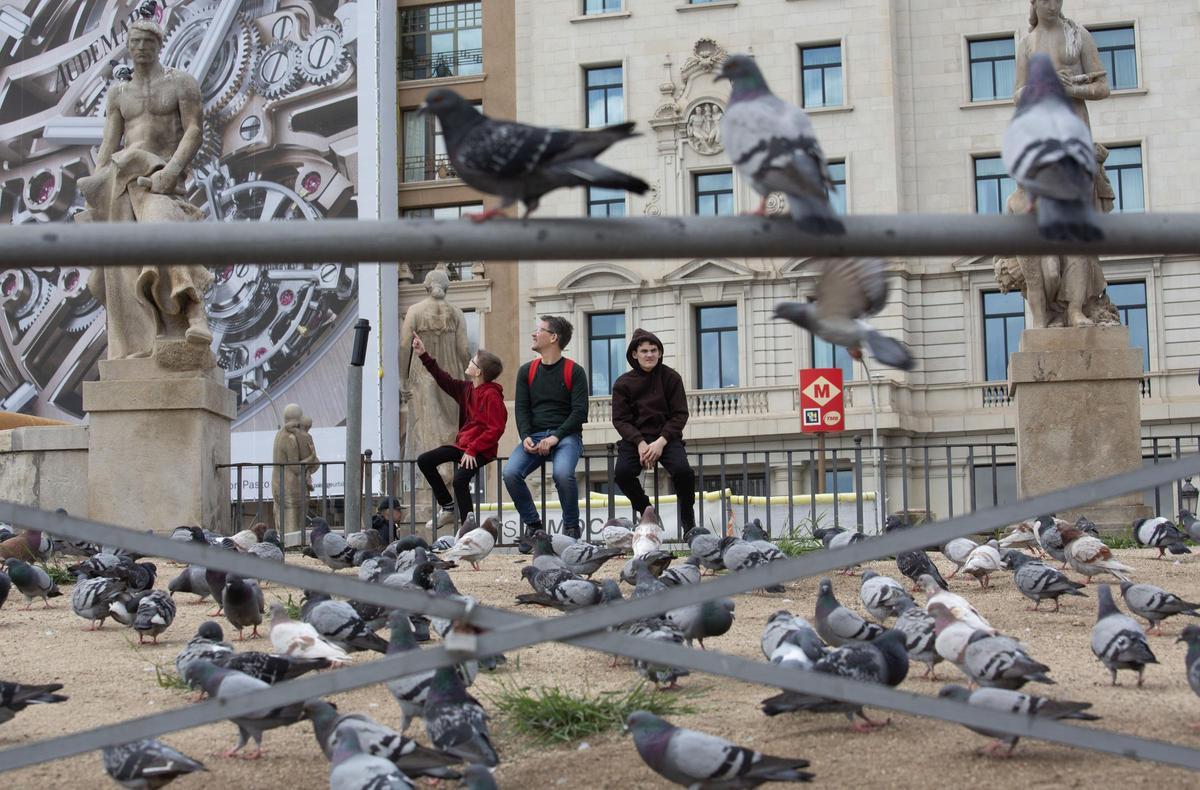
[5,503,1200,788]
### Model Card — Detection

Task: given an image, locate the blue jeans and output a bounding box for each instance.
[502,430,582,528]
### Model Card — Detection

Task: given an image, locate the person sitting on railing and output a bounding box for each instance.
[506,315,590,553]
[611,328,696,534]
[411,333,508,532]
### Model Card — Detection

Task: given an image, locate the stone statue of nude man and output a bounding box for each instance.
[79,15,214,364]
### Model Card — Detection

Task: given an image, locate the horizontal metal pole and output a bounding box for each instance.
[2,213,1199,267]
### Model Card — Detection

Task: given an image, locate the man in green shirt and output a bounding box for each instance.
[504,315,590,552]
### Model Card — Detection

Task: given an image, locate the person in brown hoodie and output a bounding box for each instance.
[610,328,696,532]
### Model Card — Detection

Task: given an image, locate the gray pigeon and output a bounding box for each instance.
[1177,624,1200,725]
[717,54,843,235]
[101,737,206,788]
[814,577,884,646]
[961,630,1054,690]
[182,660,309,758]
[71,574,126,630]
[620,550,673,586]
[1132,516,1192,558]
[167,565,211,603]
[1001,550,1086,611]
[306,700,462,780]
[133,590,177,644]
[1033,515,1068,565]
[0,681,67,726]
[558,540,624,577]
[2,558,60,609]
[329,727,415,789]
[937,684,1100,757]
[302,591,388,653]
[1002,52,1101,241]
[515,566,621,611]
[760,611,826,667]
[859,570,912,621]
[891,597,942,679]
[1179,510,1200,543]
[940,537,979,577]
[1119,581,1200,634]
[110,589,155,628]
[461,765,499,790]
[627,617,691,688]
[659,555,702,587]
[424,666,498,767]
[625,710,813,787]
[223,576,265,640]
[217,651,330,685]
[310,519,357,570]
[719,537,785,593]
[773,259,914,371]
[385,611,437,732]
[685,526,725,574]
[1091,584,1157,686]
[665,598,735,649]
[419,88,647,219]
[248,529,285,564]
[0,569,9,610]
[175,622,234,694]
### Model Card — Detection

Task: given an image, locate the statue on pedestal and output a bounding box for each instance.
[272,404,307,537]
[996,0,1119,328]
[298,414,319,494]
[77,11,214,365]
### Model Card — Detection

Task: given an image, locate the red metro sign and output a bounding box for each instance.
[799,368,845,433]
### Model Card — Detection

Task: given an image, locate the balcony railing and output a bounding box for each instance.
[398,48,483,81]
[401,154,457,183]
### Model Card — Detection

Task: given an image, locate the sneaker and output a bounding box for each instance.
[561,521,582,540]
[517,520,542,555]
[425,506,456,531]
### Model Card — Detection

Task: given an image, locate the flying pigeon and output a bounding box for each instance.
[937,684,1100,757]
[419,87,647,221]
[1119,581,1200,635]
[423,666,498,767]
[1060,526,1134,583]
[0,681,67,726]
[1132,516,1192,558]
[269,602,352,666]
[773,259,914,371]
[1091,584,1157,686]
[101,738,206,788]
[439,517,500,571]
[132,590,177,644]
[859,570,912,621]
[625,710,814,787]
[306,700,462,780]
[2,558,60,609]
[182,660,310,759]
[1002,52,1102,241]
[223,576,265,640]
[718,54,843,235]
[1001,550,1085,611]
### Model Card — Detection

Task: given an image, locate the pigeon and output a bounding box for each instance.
[439,517,499,571]
[659,555,702,587]
[0,681,67,726]
[327,726,416,789]
[940,537,979,577]
[307,700,462,780]
[310,519,358,570]
[922,575,994,633]
[814,577,884,646]
[1075,516,1101,537]
[430,535,456,553]
[420,87,647,220]
[170,525,210,548]
[385,612,438,732]
[627,617,691,688]
[1034,515,1070,565]
[530,531,568,573]
[102,738,206,788]
[928,602,983,666]
[0,529,48,562]
[620,550,673,586]
[230,522,269,552]
[248,529,285,564]
[1119,581,1200,635]
[358,553,397,584]
[960,540,1004,589]
[718,53,843,235]
[632,507,664,558]
[761,630,909,731]
[630,557,668,599]
[109,589,154,628]
[424,666,498,766]
[1002,52,1102,242]
[741,520,786,563]
[460,765,499,790]
[625,710,814,787]
[665,598,736,649]
[2,558,60,609]
[1001,550,1085,611]
[71,574,126,630]
[217,651,330,685]
[812,525,868,552]
[937,684,1100,757]
[773,259,914,371]
[68,552,126,579]
[168,565,212,603]
[599,517,635,551]
[269,602,352,666]
[133,590,177,644]
[961,630,1054,690]
[685,526,725,574]
[515,566,619,610]
[896,549,948,591]
[301,591,388,653]
[182,660,310,759]
[0,569,9,610]
[761,611,826,667]
[859,570,912,621]
[719,536,785,593]
[1180,510,1200,543]
[1178,624,1200,728]
[346,525,388,555]
[558,539,624,578]
[892,597,941,678]
[0,523,12,542]
[1092,584,1157,686]
[223,576,265,640]
[998,520,1041,554]
[1133,516,1191,558]
[1060,526,1134,583]
[175,622,234,689]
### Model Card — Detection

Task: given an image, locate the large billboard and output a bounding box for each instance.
[0,0,360,428]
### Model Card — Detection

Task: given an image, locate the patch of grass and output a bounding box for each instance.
[775,537,823,557]
[1103,533,1139,549]
[38,561,74,587]
[486,680,700,745]
[124,636,190,692]
[273,592,303,620]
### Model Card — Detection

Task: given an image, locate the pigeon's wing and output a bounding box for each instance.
[457,120,599,179]
[816,643,885,682]
[812,258,889,321]
[1002,103,1095,199]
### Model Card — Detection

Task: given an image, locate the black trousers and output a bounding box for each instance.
[613,438,696,530]
[416,445,492,522]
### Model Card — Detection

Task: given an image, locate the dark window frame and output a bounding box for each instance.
[398,2,483,81]
[967,36,1016,101]
[1089,25,1138,90]
[1108,280,1150,372]
[583,0,622,13]
[800,43,844,108]
[584,65,624,128]
[695,304,739,389]
[974,155,1016,215]
[827,159,847,215]
[693,170,734,216]
[587,311,626,396]
[1104,144,1145,213]
[811,336,855,382]
[587,186,626,217]
[982,289,1025,381]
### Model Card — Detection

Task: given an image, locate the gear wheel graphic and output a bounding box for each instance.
[161,5,260,122]
[300,24,349,86]
[252,40,304,100]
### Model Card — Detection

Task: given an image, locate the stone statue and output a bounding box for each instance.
[77,16,214,365]
[298,413,319,493]
[686,102,724,155]
[997,0,1119,328]
[272,403,306,536]
[400,267,470,471]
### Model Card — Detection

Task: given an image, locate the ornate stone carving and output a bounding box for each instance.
[765,193,788,217]
[680,38,728,94]
[642,180,662,216]
[685,101,724,155]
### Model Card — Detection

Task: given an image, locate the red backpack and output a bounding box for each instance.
[528,357,575,390]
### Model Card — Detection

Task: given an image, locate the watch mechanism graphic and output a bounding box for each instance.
[0,0,360,424]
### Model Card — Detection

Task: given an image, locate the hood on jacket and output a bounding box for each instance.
[626,328,665,370]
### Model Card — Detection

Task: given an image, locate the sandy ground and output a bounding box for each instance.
[2,546,1200,789]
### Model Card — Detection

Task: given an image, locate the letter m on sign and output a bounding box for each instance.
[798,368,845,433]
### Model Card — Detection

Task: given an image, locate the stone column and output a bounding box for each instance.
[1010,326,1150,531]
[84,358,235,534]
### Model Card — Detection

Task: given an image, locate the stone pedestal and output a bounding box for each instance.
[83,357,235,534]
[1010,326,1151,532]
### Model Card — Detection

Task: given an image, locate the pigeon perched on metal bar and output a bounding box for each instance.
[1132,516,1192,558]
[1119,581,1200,635]
[1002,52,1102,242]
[773,258,914,371]
[937,684,1100,757]
[718,54,843,235]
[1091,584,1157,686]
[102,737,206,788]
[419,88,647,221]
[1001,550,1086,611]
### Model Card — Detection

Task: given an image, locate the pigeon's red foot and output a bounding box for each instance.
[466,208,504,223]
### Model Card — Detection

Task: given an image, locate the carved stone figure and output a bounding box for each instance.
[997,0,1118,328]
[298,414,319,494]
[686,101,724,155]
[76,18,214,365]
[400,267,470,473]
[272,404,306,536]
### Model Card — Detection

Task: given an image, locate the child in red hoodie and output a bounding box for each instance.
[412,333,508,530]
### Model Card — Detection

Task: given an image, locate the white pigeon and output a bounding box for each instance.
[632,507,664,559]
[940,537,978,578]
[1060,525,1134,583]
[960,541,1004,589]
[599,517,634,551]
[268,602,351,666]
[439,517,499,571]
[921,574,993,634]
[229,524,267,552]
[999,520,1041,554]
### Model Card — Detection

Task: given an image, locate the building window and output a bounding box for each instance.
[968,37,1016,101]
[585,65,623,127]
[587,186,626,217]
[827,160,847,215]
[399,2,482,81]
[694,171,734,216]
[974,156,1016,215]
[403,205,482,283]
[1090,26,1137,90]
[588,312,626,396]
[983,290,1024,381]
[583,0,621,12]
[812,337,854,382]
[1104,145,1144,213]
[701,473,767,497]
[463,309,481,357]
[696,305,738,389]
[401,103,480,183]
[800,44,843,108]
[402,204,482,220]
[824,468,855,494]
[1108,281,1149,371]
